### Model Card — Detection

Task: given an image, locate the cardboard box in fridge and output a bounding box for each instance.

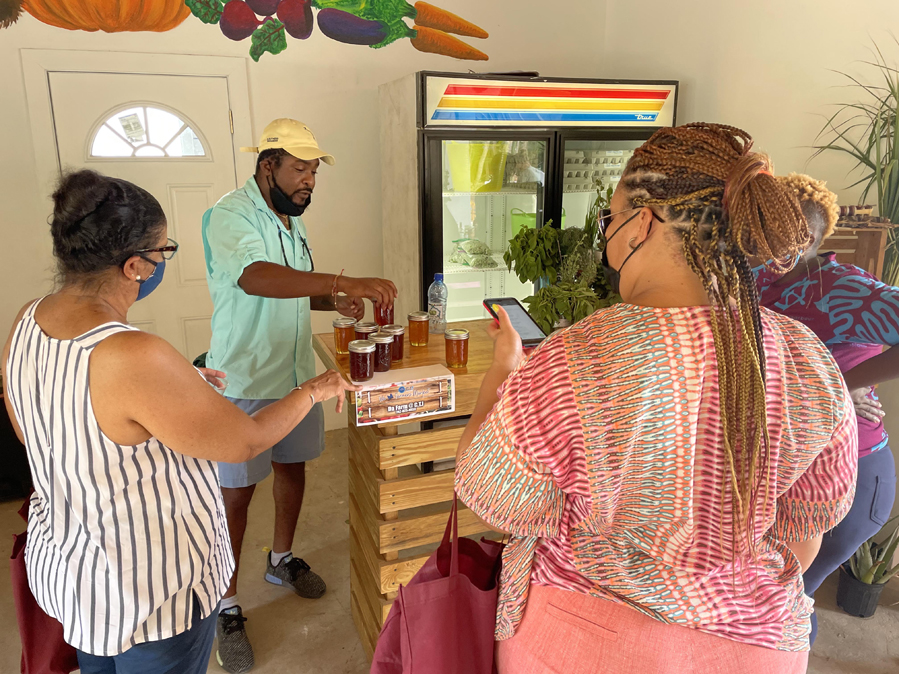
[353,365,455,427]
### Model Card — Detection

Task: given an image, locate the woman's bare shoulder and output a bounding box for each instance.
[90,329,185,375]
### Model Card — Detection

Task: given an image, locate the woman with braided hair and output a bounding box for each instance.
[453,123,857,673]
[756,173,897,645]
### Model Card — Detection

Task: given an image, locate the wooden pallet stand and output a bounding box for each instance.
[314,321,494,659]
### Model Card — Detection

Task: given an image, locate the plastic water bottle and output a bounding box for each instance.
[427,273,448,334]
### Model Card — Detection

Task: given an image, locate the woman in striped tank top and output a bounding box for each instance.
[454,124,858,673]
[1,170,357,673]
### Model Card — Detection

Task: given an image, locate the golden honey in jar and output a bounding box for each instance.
[382,324,406,361]
[370,332,394,373]
[354,322,378,341]
[408,311,429,347]
[375,303,395,327]
[332,317,357,355]
[348,340,376,382]
[445,329,470,369]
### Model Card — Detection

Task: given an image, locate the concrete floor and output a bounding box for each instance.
[0,429,897,673]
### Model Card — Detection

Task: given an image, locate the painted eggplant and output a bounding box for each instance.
[316,7,387,45]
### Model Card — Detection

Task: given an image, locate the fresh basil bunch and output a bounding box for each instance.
[503,179,620,333]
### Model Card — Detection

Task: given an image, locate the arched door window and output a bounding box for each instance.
[89,104,208,159]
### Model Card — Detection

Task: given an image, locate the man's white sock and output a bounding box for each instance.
[220,594,240,613]
[271,550,292,566]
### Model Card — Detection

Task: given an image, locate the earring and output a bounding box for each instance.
[136,276,141,281]
[628,237,638,249]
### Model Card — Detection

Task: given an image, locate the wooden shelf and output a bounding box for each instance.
[828,228,891,278]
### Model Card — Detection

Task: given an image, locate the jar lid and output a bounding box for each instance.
[348,339,376,353]
[369,332,394,344]
[354,322,378,333]
[333,317,357,328]
[445,329,470,340]
[408,311,429,322]
[381,324,406,335]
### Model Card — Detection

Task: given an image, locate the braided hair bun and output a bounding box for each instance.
[623,122,808,272]
[50,170,165,282]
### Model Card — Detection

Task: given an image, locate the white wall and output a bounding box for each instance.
[604,0,899,196]
[0,1,606,429]
[603,0,899,513]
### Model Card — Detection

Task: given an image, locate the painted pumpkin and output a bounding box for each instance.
[22,0,189,32]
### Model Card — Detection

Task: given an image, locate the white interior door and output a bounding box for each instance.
[48,71,238,360]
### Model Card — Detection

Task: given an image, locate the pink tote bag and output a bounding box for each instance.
[371,499,504,674]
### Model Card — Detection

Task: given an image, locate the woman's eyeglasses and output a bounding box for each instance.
[598,209,613,236]
[135,238,180,260]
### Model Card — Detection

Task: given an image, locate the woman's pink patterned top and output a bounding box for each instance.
[455,304,858,652]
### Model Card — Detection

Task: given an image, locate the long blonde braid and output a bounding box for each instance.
[621,123,809,557]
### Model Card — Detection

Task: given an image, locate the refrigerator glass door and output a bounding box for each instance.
[561,139,644,230]
[440,139,547,322]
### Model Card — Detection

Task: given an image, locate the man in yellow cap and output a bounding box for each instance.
[201,119,396,672]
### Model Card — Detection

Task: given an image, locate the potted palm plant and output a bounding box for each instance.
[836,517,899,618]
[812,38,899,284]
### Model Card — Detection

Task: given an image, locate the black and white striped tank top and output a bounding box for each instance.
[5,300,234,656]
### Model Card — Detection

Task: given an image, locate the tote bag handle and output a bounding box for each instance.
[439,497,461,576]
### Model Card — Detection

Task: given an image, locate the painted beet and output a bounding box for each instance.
[278,0,313,39]
[220,0,261,40]
[245,0,281,16]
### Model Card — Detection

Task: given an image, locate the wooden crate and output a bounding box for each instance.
[830,227,890,277]
[314,321,495,659]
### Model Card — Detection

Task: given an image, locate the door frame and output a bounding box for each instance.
[20,49,255,201]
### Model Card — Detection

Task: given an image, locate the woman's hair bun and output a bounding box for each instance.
[52,170,114,238]
[49,169,165,282]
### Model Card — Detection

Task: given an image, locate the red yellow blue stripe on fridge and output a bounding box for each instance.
[424,77,677,127]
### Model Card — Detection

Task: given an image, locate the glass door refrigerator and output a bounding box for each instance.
[379,72,678,323]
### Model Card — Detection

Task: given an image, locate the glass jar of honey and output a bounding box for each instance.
[445,329,470,369]
[375,304,395,326]
[354,322,378,341]
[332,317,357,355]
[408,311,429,347]
[348,340,375,382]
[381,324,406,362]
[370,333,394,373]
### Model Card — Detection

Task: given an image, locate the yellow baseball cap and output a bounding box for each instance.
[240,118,335,165]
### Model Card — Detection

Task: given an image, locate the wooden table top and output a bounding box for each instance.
[313,320,493,425]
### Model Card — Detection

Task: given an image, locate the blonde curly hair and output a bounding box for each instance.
[776,172,840,240]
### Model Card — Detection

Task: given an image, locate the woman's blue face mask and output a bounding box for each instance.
[136,258,165,300]
[130,238,178,300]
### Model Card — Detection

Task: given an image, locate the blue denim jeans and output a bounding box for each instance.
[803,447,896,644]
[76,594,218,674]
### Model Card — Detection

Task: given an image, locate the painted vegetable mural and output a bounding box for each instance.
[0,0,489,62]
[186,0,489,61]
[0,0,190,31]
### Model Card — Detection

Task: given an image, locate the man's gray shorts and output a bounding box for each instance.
[218,397,325,489]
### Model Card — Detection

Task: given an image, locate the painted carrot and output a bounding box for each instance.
[412,2,487,39]
[411,25,488,61]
